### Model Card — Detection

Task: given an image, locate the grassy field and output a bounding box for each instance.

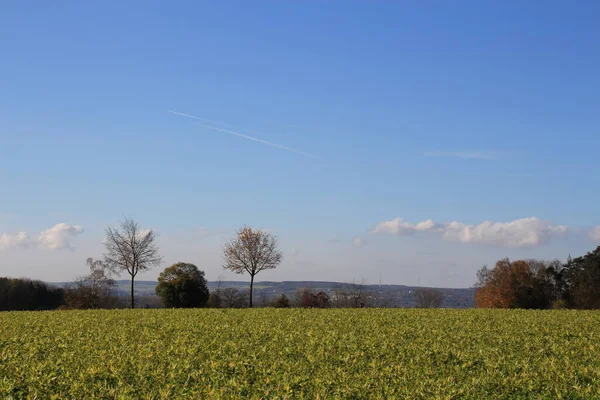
[1,309,599,399]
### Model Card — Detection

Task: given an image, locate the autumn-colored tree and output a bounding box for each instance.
[296,288,330,308]
[476,259,524,308]
[475,258,554,308]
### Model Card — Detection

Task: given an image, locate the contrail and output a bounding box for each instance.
[168,110,320,160]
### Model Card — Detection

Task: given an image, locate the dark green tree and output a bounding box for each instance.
[0,278,64,311]
[155,263,210,308]
[564,246,600,309]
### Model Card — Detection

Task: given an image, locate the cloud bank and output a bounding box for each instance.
[370,217,568,248]
[0,223,84,251]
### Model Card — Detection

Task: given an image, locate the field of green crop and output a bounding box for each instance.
[1,309,600,399]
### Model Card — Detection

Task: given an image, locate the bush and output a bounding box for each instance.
[273,294,291,308]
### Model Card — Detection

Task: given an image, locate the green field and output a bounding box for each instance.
[1,309,599,399]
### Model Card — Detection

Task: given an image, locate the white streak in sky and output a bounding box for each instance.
[168,110,321,160]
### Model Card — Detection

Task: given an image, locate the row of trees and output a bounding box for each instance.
[0,274,445,311]
[0,277,64,311]
[0,217,447,310]
[475,245,600,309]
[99,219,281,309]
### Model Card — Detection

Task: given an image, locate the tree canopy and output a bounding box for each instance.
[475,246,600,309]
[155,263,210,308]
[0,278,64,311]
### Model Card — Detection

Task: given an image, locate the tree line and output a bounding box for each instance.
[475,245,600,309]
[63,219,282,309]
[1,217,448,311]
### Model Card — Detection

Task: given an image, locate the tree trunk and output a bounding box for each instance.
[249,274,254,308]
[130,276,135,309]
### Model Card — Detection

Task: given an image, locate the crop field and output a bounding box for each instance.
[1,309,600,399]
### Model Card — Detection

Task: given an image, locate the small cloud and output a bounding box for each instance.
[352,236,366,247]
[327,238,341,244]
[0,223,84,251]
[369,218,439,236]
[36,223,84,250]
[589,226,600,242]
[0,232,31,250]
[424,150,500,160]
[290,248,300,257]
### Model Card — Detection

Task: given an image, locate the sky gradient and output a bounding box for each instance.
[1,1,599,287]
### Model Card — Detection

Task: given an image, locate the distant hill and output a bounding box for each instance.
[52,280,475,308]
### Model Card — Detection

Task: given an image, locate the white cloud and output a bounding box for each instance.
[0,223,84,251]
[0,232,31,250]
[369,218,439,236]
[352,236,366,247]
[589,226,600,242]
[37,223,84,250]
[441,218,567,248]
[370,216,567,248]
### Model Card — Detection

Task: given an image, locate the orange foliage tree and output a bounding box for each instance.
[475,258,546,308]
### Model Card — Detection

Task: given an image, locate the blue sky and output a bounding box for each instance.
[1,1,599,287]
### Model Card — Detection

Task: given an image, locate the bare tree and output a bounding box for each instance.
[222,226,283,307]
[373,290,397,308]
[104,218,162,309]
[258,291,270,307]
[65,258,117,309]
[208,276,224,308]
[85,257,117,309]
[415,287,444,308]
[346,279,371,308]
[331,287,350,308]
[221,287,248,308]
